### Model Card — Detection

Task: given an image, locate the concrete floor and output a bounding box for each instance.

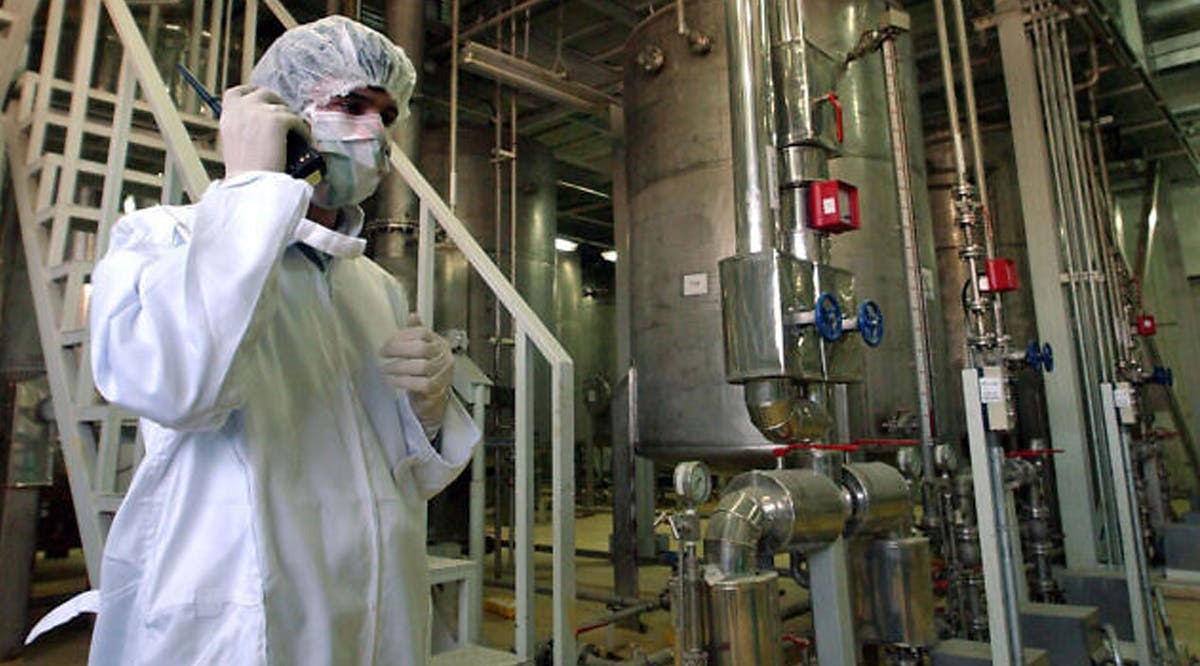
[4,511,1200,664]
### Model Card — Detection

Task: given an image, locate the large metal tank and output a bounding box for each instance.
[418,126,557,440]
[623,0,948,463]
[927,128,1044,444]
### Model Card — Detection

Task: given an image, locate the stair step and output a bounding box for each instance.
[46,260,93,281]
[430,645,530,666]
[60,328,88,346]
[428,555,477,584]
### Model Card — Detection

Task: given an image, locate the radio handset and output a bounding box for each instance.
[176,64,325,186]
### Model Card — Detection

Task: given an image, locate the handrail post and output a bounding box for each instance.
[417,200,435,323]
[551,360,576,664]
[514,325,536,659]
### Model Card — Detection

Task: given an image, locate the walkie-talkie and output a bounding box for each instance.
[176,64,325,185]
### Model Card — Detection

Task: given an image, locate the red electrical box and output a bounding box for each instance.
[807,180,860,234]
[1136,314,1157,336]
[983,258,1019,293]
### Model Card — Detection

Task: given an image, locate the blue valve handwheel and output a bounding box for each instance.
[1025,340,1041,371]
[1041,342,1054,373]
[814,292,843,343]
[858,300,885,347]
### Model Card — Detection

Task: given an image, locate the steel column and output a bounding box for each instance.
[963,369,1023,664]
[809,539,857,666]
[994,0,1101,567]
[1100,384,1159,665]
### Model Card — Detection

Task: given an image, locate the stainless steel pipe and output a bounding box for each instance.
[723,0,779,255]
[881,35,939,528]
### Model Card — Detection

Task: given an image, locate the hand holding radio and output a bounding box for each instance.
[219,85,312,179]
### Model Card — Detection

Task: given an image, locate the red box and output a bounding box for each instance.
[807,180,860,234]
[1136,314,1157,336]
[983,258,1019,293]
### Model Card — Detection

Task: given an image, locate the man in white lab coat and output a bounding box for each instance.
[85,16,479,665]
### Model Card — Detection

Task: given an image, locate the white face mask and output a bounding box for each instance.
[304,110,389,209]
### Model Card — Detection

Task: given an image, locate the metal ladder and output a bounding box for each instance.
[2,1,574,662]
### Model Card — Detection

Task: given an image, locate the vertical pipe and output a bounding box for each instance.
[448,0,460,211]
[378,0,425,225]
[204,0,224,96]
[241,0,258,85]
[723,0,777,254]
[186,0,206,113]
[882,38,939,524]
[949,0,1008,344]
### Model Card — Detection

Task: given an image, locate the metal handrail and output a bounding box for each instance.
[13,0,576,660]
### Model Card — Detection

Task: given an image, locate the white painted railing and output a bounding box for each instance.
[4,1,576,662]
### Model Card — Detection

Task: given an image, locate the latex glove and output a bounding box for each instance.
[219,85,311,178]
[381,314,454,439]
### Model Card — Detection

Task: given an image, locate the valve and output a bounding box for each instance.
[1146,366,1173,387]
[813,292,844,342]
[1136,314,1157,337]
[1024,340,1055,373]
[856,300,885,347]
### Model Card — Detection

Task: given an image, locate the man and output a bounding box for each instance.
[86,16,478,665]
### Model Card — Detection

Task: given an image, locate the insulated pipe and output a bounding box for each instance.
[723,0,778,255]
[949,0,1008,344]
[744,378,833,444]
[704,469,850,575]
[881,36,939,524]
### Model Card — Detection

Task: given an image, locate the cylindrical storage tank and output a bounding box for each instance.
[623,0,948,464]
[927,128,1045,444]
[706,572,782,666]
[850,535,936,646]
[556,252,616,446]
[419,127,557,449]
[815,0,954,444]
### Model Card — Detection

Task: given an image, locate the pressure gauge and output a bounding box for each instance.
[674,461,712,505]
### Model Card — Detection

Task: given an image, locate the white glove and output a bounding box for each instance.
[219,85,311,178]
[381,314,454,439]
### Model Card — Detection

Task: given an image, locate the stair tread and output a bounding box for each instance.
[430,645,529,666]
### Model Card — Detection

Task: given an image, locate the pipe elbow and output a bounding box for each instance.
[744,379,832,443]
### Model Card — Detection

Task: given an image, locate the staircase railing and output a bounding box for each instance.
[3,1,575,662]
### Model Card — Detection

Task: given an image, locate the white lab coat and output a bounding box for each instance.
[86,171,480,665]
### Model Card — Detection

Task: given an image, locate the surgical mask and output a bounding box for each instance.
[304,110,389,209]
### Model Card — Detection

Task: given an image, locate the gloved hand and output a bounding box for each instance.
[380,314,454,439]
[219,85,311,178]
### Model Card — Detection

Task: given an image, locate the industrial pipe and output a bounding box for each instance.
[744,379,833,444]
[880,34,939,531]
[704,469,849,575]
[723,0,778,255]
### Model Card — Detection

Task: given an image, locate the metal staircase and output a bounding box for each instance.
[2,1,573,663]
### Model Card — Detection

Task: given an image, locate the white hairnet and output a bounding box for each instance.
[250,15,415,118]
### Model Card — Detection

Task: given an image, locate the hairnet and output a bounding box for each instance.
[250,16,415,118]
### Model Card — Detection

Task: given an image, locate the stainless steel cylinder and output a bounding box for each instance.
[707,572,782,666]
[716,468,850,555]
[624,0,948,465]
[419,127,557,442]
[851,536,936,647]
[842,462,912,536]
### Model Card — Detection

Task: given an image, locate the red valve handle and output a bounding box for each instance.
[772,442,860,457]
[1004,449,1064,459]
[852,438,919,448]
[826,93,843,143]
